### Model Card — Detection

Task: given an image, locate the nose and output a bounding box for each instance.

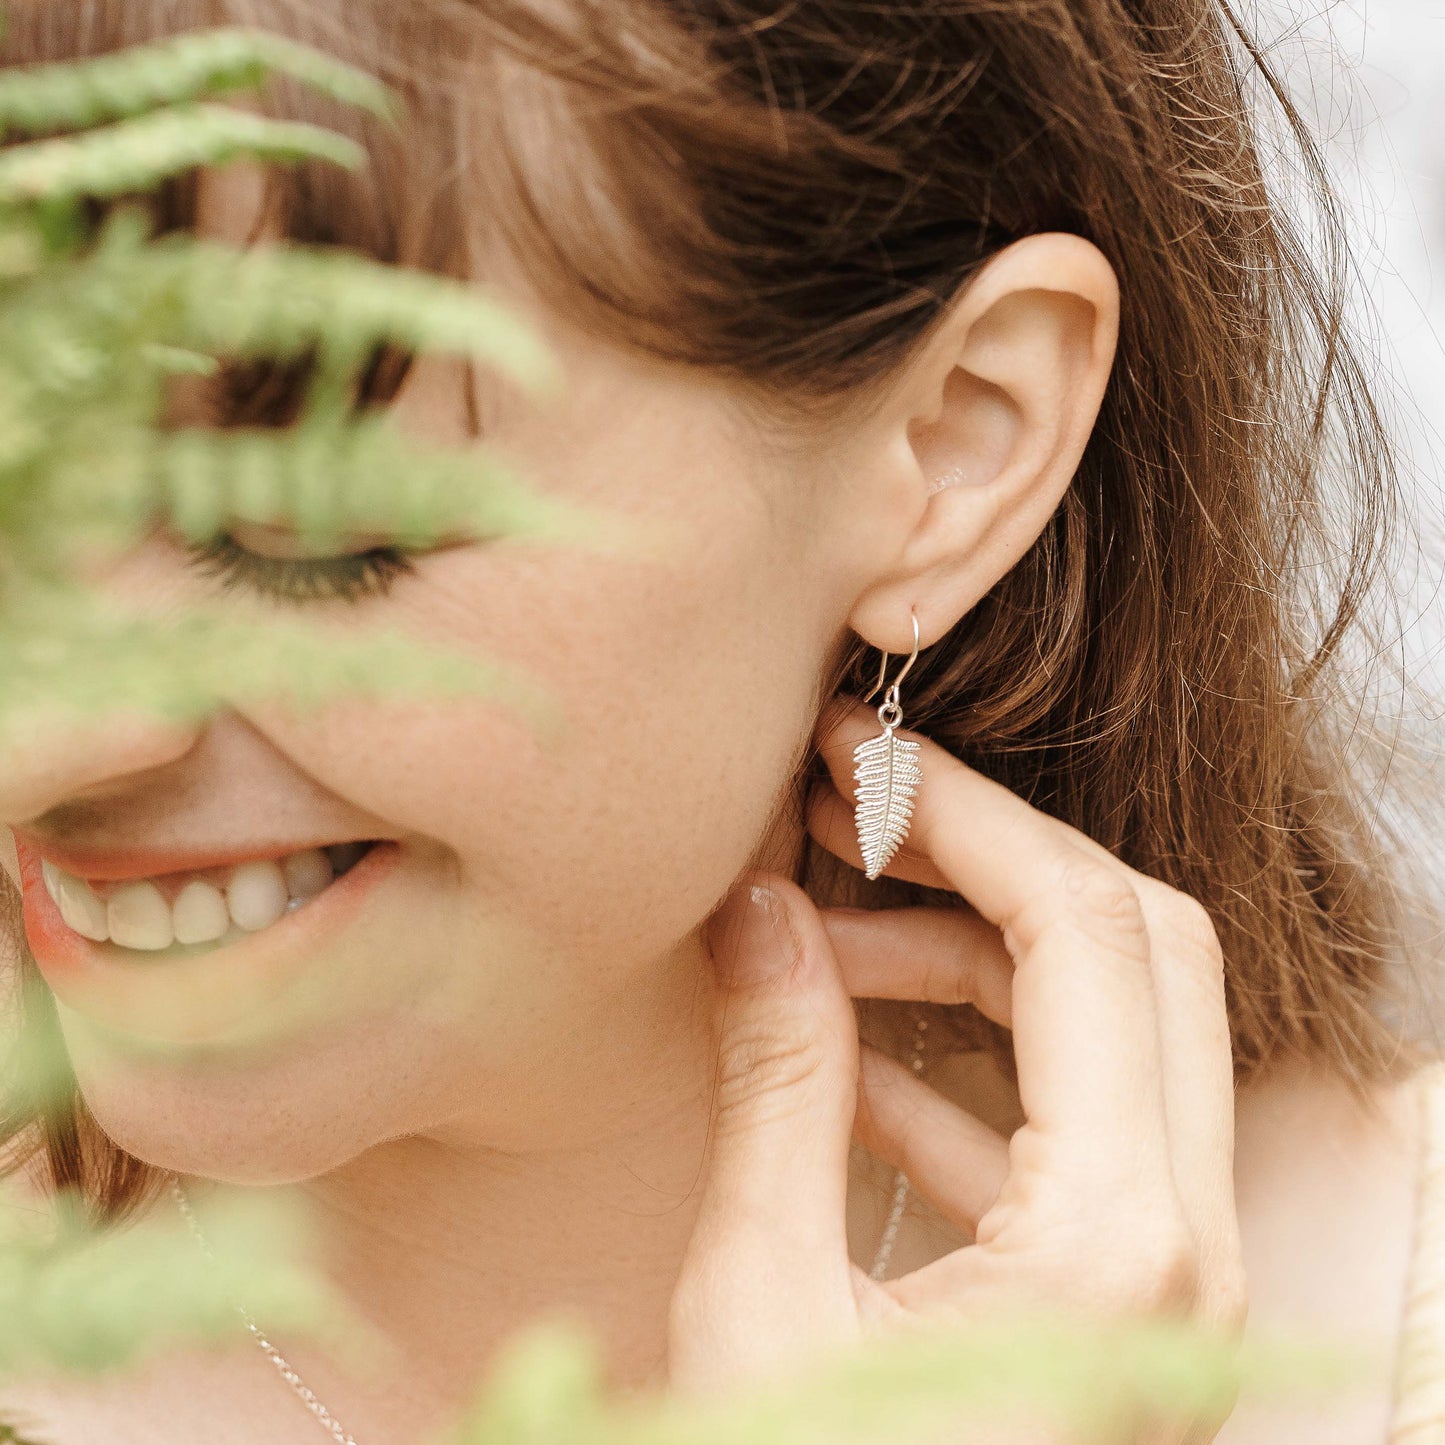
[0,708,205,830]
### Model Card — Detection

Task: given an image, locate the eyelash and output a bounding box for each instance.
[184,534,417,604]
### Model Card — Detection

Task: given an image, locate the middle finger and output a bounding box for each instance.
[810,698,1169,1178]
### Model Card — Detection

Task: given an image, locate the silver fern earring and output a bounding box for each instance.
[852,608,924,881]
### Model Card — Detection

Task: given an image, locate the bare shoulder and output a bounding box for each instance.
[1220,1054,1430,1445]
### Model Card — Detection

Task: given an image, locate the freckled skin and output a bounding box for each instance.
[5,323,859,1175]
[0,162,1426,1445]
[0,174,955,1414]
[0,283,900,1427]
[40,163,1422,1445]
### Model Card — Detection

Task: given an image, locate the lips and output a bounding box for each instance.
[10,828,402,1045]
[15,836,79,968]
[11,832,369,884]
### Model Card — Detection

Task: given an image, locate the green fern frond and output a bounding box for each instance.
[0,103,365,203]
[0,598,559,740]
[0,213,39,278]
[144,236,562,393]
[0,1183,373,1377]
[0,207,557,398]
[0,14,597,1437]
[5,425,626,593]
[0,1426,46,1445]
[452,1313,1360,1445]
[0,978,74,1121]
[154,422,595,550]
[0,26,396,138]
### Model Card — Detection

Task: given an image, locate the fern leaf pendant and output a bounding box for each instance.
[852,721,923,880]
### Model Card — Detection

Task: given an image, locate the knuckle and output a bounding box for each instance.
[948,967,982,1011]
[920,915,989,1009]
[1089,1211,1200,1314]
[1158,891,1224,964]
[1012,849,1147,955]
[713,1014,831,1133]
[1124,1217,1202,1312]
[941,952,984,1011]
[973,1126,1055,1245]
[1061,855,1145,926]
[919,950,951,1009]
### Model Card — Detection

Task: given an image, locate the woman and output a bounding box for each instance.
[0,1,1438,1442]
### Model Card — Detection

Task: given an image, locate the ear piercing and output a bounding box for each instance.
[851,607,923,880]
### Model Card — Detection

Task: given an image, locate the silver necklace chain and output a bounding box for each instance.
[168,1011,927,1444]
[868,1010,928,1281]
[170,1177,361,1445]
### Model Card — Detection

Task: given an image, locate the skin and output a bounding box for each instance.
[0,159,1427,1444]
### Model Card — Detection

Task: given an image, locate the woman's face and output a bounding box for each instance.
[0,173,896,1183]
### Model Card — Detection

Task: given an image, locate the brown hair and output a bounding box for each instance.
[1,0,1432,1221]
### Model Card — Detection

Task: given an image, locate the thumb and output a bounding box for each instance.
[669,872,861,1394]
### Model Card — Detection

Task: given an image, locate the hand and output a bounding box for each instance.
[667,696,1247,1437]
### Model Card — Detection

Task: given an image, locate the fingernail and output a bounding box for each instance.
[713,884,801,986]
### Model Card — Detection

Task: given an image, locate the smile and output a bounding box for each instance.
[11,831,404,1045]
[37,843,377,953]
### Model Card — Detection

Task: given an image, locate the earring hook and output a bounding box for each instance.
[863,607,921,704]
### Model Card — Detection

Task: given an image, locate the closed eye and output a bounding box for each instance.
[182,528,417,604]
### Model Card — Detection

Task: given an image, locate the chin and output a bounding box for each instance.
[61,1018,395,1186]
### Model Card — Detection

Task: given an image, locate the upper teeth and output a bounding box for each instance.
[39,845,365,952]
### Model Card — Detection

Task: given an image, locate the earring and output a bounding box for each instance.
[852,607,923,881]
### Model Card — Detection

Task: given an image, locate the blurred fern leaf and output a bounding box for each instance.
[452,1311,1360,1445]
[0,26,395,137]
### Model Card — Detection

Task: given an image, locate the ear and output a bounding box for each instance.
[847,232,1119,654]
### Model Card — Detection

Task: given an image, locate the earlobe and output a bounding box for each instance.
[848,233,1119,654]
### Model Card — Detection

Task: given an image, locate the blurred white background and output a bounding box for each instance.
[1257,0,1445,694]
[1245,0,1445,1037]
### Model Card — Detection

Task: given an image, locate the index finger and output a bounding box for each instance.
[810,698,1168,1170]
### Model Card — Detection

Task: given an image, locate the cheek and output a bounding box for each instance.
[245,472,826,976]
[21,374,846,1177]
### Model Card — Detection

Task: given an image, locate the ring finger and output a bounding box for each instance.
[820,904,1014,1027]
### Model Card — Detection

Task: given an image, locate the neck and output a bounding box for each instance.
[204,899,921,1441]
[272,926,877,1442]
